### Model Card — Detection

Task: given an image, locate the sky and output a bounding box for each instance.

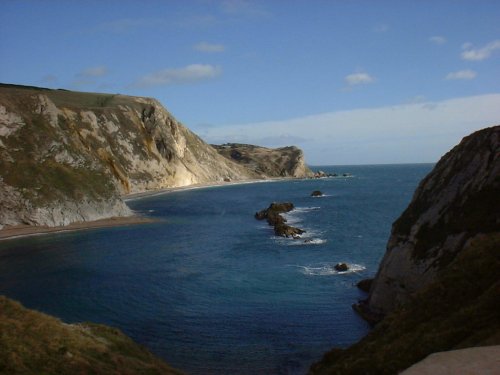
[1,0,499,165]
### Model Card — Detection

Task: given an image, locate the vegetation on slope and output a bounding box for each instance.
[0,296,183,375]
[309,233,500,375]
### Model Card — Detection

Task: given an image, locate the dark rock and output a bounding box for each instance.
[356,278,374,293]
[256,202,306,239]
[267,210,286,226]
[255,202,294,222]
[274,223,305,238]
[352,300,383,326]
[311,190,323,197]
[334,263,349,272]
[313,170,338,178]
[268,202,294,213]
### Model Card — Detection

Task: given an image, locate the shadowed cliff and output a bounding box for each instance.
[310,125,500,374]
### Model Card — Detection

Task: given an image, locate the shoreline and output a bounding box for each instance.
[0,216,158,242]
[123,177,286,201]
[0,177,288,242]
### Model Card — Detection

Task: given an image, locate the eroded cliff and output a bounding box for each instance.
[0,84,310,229]
[212,143,314,178]
[366,125,499,317]
[310,125,500,374]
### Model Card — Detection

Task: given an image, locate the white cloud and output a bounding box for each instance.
[77,66,108,78]
[429,36,446,45]
[201,94,500,165]
[461,40,500,61]
[345,72,375,86]
[445,69,477,80]
[194,42,225,53]
[136,64,222,87]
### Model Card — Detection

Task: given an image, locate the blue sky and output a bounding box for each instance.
[1,0,499,164]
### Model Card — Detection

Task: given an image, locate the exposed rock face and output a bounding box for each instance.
[365,125,499,317]
[0,84,311,228]
[213,143,314,178]
[309,126,500,375]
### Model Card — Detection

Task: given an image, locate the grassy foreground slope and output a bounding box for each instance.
[309,232,500,375]
[0,296,183,375]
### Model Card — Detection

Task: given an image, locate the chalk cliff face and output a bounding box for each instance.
[212,143,314,178]
[366,125,499,316]
[0,84,309,229]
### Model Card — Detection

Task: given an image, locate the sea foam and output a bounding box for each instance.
[292,263,366,276]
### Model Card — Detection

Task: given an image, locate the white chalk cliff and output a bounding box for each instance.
[0,84,312,229]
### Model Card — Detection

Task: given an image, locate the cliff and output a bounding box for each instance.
[310,125,500,374]
[212,143,314,178]
[0,84,310,229]
[366,125,499,317]
[0,295,183,375]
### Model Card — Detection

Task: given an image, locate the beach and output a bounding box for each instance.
[0,178,286,241]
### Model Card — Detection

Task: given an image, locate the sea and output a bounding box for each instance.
[0,164,433,375]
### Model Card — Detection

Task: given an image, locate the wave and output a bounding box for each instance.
[288,238,327,246]
[290,263,366,276]
[282,206,321,225]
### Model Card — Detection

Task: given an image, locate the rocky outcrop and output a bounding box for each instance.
[213,143,314,178]
[255,202,305,238]
[0,84,310,229]
[363,125,499,318]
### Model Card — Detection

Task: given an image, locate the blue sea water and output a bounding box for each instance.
[0,164,432,374]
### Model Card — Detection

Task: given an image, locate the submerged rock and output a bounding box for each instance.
[311,190,323,197]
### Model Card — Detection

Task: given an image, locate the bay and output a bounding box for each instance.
[0,164,432,374]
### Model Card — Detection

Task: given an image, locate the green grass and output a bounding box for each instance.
[0,296,183,375]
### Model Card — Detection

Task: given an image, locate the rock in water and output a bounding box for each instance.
[311,190,323,197]
[334,263,349,272]
[255,202,306,238]
[274,223,305,238]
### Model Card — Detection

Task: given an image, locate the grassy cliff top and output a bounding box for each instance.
[0,296,183,375]
[0,83,157,110]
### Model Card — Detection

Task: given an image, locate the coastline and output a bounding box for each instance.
[0,216,158,241]
[0,177,287,242]
[123,177,285,201]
